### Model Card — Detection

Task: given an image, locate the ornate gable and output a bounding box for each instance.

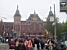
[27,11,42,22]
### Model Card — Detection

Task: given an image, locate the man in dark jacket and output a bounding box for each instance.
[17,40,26,50]
[34,38,40,50]
[40,40,45,50]
[53,44,59,50]
[60,45,66,50]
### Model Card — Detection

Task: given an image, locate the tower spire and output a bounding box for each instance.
[50,6,51,11]
[17,5,18,10]
[34,10,36,14]
[48,6,53,16]
[14,5,21,17]
[54,4,55,16]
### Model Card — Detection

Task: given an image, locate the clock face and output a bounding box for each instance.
[50,17,54,22]
[32,17,37,21]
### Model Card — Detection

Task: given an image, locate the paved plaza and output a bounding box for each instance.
[0,43,39,50]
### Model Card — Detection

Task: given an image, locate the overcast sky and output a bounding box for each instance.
[0,0,67,22]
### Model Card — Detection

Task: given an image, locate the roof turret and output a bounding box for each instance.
[14,5,21,17]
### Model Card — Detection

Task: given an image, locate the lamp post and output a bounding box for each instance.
[54,4,57,42]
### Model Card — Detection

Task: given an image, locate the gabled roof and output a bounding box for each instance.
[27,11,42,22]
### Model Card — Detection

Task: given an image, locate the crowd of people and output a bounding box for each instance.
[14,37,43,50]
[9,37,66,50]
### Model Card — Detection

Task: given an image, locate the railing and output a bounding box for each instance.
[24,35,44,37]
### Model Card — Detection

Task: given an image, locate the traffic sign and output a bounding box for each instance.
[60,0,67,12]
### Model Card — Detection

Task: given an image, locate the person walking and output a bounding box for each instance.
[24,39,29,50]
[60,44,66,50]
[53,44,59,50]
[40,39,45,50]
[17,40,26,50]
[27,39,33,50]
[47,40,53,50]
[36,38,40,50]
[15,39,19,50]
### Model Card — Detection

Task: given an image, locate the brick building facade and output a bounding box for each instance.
[1,6,54,37]
[13,6,45,36]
